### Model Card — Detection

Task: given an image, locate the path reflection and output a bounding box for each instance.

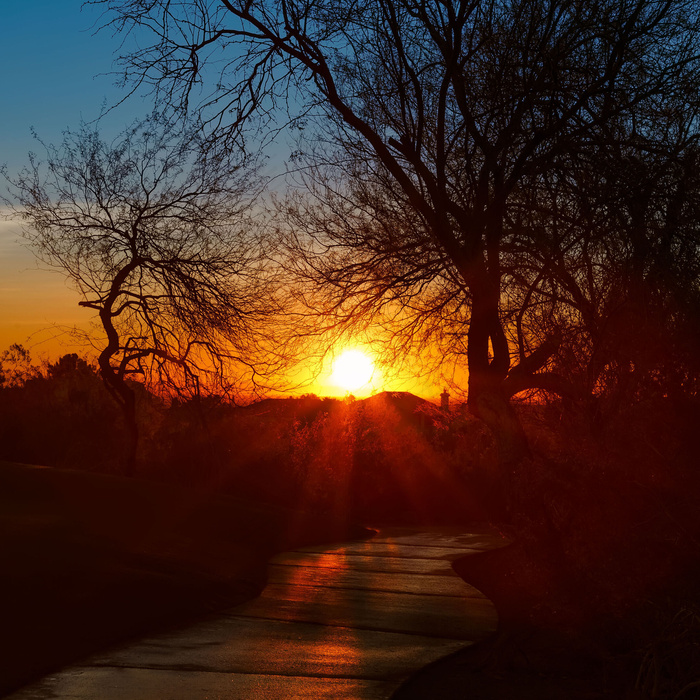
[7,528,503,700]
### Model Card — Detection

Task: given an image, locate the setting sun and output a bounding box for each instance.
[330,349,375,392]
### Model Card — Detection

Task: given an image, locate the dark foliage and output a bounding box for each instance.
[3,345,700,697]
[140,391,487,525]
[0,353,123,472]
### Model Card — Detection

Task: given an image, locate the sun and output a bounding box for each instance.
[330,349,375,392]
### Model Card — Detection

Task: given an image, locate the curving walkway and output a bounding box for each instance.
[8,527,504,700]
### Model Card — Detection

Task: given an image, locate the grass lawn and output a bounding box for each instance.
[0,461,367,696]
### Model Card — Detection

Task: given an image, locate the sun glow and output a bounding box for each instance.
[330,349,376,392]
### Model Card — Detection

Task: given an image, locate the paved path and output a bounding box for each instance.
[9,527,503,700]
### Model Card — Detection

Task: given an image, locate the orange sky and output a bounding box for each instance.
[300,345,444,400]
[0,217,445,399]
[0,217,92,356]
[0,3,449,401]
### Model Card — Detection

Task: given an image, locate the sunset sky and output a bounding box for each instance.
[0,3,443,398]
[1,1,143,356]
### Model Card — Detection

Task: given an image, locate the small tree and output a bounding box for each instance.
[5,117,280,474]
[0,344,38,388]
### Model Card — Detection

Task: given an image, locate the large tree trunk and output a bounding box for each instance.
[467,280,531,477]
[467,278,530,517]
[469,385,530,469]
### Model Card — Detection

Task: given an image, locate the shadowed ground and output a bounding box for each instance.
[7,527,504,699]
[0,461,367,696]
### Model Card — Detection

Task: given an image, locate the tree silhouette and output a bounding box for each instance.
[6,118,280,474]
[0,344,37,388]
[506,111,700,419]
[89,0,700,468]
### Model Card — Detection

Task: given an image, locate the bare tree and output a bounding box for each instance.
[89,0,700,468]
[505,103,700,420]
[5,117,281,474]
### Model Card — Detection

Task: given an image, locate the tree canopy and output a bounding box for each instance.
[88,0,700,464]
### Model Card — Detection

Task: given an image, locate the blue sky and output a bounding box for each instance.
[1,1,149,355]
[1,1,145,174]
[0,1,291,361]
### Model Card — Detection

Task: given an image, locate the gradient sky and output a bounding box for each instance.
[0,3,443,397]
[0,1,150,356]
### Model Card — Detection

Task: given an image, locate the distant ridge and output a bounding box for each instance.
[236,390,435,429]
[361,390,428,405]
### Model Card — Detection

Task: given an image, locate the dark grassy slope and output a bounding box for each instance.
[0,461,368,697]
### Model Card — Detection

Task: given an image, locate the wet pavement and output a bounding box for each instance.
[8,527,504,699]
